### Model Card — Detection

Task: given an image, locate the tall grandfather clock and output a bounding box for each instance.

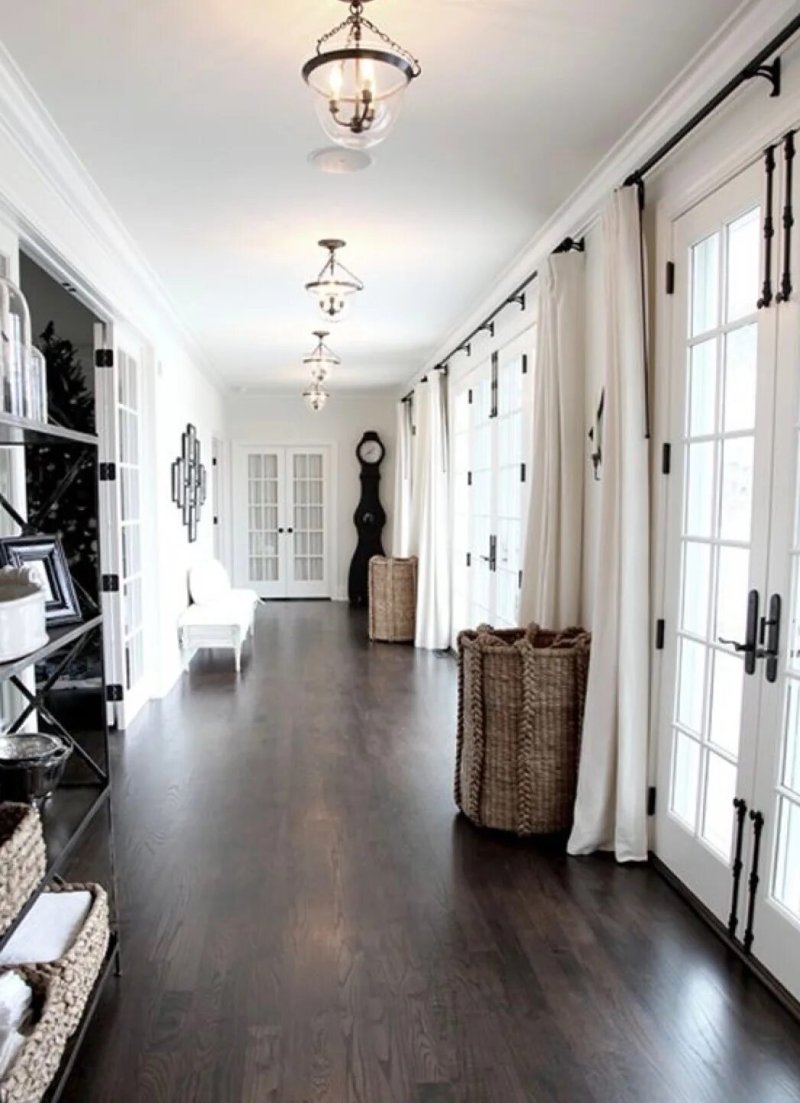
[349,431,387,606]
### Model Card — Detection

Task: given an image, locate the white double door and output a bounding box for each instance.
[451,337,530,644]
[656,152,800,1001]
[234,445,330,599]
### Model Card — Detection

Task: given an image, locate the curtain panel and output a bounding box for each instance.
[568,187,651,863]
[520,250,585,628]
[392,399,414,557]
[411,374,451,650]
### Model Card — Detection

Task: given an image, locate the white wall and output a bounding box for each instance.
[226,392,397,601]
[152,347,226,695]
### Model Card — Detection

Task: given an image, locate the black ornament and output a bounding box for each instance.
[171,424,207,543]
[348,431,386,606]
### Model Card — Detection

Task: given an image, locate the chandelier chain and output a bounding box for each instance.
[314,11,422,74]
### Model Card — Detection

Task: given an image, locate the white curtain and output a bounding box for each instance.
[520,251,585,628]
[410,374,451,649]
[392,400,413,557]
[568,187,650,863]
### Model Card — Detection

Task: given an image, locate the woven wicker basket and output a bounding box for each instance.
[0,805,45,939]
[368,557,417,642]
[0,882,110,1103]
[455,624,591,835]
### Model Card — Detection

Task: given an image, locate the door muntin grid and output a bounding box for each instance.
[291,452,325,584]
[494,356,524,629]
[452,389,471,638]
[771,429,800,924]
[470,375,493,627]
[118,349,144,692]
[669,205,760,862]
[247,453,280,583]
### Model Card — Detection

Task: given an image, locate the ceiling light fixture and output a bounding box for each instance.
[301,0,421,151]
[303,380,330,413]
[303,330,341,382]
[305,239,364,322]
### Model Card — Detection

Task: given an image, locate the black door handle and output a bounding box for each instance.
[278,527,284,534]
[718,589,759,675]
[287,528,294,534]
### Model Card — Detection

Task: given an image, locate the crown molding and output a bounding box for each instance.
[419,0,800,383]
[0,42,224,391]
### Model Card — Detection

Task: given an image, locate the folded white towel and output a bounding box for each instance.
[0,891,92,967]
[0,971,32,1081]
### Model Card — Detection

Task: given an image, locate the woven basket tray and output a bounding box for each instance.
[0,805,45,939]
[456,624,591,835]
[369,557,417,642]
[0,882,110,1103]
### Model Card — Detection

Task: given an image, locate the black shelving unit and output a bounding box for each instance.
[0,411,120,1100]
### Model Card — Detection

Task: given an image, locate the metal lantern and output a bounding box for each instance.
[303,331,341,382]
[303,380,330,413]
[302,0,421,151]
[305,239,364,322]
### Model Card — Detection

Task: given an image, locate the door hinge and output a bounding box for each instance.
[106,684,124,703]
[213,516,219,525]
[518,569,523,589]
[99,462,117,482]
[661,443,671,475]
[520,462,526,483]
[647,786,657,816]
[212,456,218,467]
[466,552,471,567]
[521,354,528,375]
[101,574,119,593]
[665,261,675,295]
[467,471,472,486]
[490,351,499,418]
[468,389,473,405]
[94,348,114,368]
[655,618,665,650]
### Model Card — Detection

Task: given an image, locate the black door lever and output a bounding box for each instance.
[719,589,760,675]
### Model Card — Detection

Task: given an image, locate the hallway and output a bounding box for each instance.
[63,603,800,1103]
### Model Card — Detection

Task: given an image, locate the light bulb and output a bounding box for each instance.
[329,63,343,99]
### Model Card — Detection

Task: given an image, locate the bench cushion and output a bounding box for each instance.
[178,590,258,632]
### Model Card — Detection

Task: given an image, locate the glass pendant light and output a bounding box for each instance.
[305,239,364,322]
[303,330,341,382]
[303,380,330,413]
[302,0,421,151]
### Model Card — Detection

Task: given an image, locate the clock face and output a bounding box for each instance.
[358,438,383,464]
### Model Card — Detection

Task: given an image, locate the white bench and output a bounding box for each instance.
[178,560,259,673]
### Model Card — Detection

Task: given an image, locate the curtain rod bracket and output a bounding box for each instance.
[507,291,526,311]
[552,236,586,255]
[477,320,495,339]
[746,56,781,98]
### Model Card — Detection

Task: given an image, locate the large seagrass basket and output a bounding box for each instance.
[456,624,591,835]
[0,805,45,938]
[368,557,417,642]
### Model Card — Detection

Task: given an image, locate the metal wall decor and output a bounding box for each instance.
[301,0,421,151]
[171,423,207,542]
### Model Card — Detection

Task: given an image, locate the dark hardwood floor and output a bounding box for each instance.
[61,602,800,1102]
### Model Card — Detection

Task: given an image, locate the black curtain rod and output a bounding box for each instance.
[624,13,800,186]
[404,12,800,405]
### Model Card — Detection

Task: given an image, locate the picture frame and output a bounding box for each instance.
[0,534,83,626]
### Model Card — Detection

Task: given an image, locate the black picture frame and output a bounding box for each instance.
[0,534,83,626]
[171,423,206,544]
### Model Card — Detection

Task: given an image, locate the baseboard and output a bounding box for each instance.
[650,853,800,1024]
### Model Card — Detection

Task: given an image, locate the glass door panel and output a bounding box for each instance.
[655,159,775,927]
[236,447,286,598]
[287,449,329,597]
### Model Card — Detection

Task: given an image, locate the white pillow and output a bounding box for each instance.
[189,560,231,605]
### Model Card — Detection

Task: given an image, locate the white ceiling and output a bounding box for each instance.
[0,0,745,391]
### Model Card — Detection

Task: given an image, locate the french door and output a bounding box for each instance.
[234,445,330,599]
[656,148,800,1000]
[94,322,149,728]
[451,337,530,645]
